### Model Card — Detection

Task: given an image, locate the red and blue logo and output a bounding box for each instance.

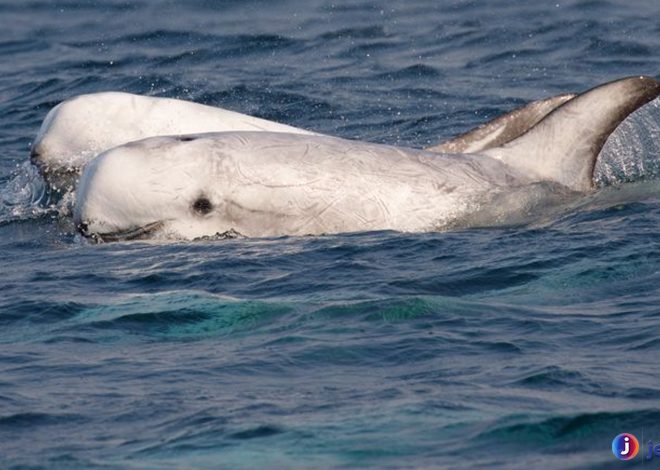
[612,433,639,461]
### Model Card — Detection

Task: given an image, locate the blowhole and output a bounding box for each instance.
[192,196,213,215]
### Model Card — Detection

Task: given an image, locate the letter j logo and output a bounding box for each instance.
[612,433,639,460]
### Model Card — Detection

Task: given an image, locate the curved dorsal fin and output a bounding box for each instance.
[484,76,660,191]
[426,93,576,153]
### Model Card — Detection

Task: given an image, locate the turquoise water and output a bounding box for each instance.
[1,1,660,468]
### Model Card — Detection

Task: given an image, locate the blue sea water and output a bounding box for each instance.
[1,0,660,468]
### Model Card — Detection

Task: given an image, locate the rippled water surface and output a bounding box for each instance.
[1,1,660,468]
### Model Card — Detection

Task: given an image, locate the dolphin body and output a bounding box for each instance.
[30,91,318,192]
[74,76,660,241]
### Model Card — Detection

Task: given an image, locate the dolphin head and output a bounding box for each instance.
[31,93,137,175]
[74,135,235,242]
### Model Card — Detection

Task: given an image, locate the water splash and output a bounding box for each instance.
[595,98,660,186]
[0,161,57,223]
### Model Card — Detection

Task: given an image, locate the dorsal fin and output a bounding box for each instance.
[426,93,576,153]
[483,76,660,191]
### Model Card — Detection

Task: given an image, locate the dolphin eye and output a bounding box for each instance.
[192,197,213,215]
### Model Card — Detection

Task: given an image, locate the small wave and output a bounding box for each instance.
[95,29,219,48]
[229,424,284,440]
[0,411,86,428]
[585,37,652,57]
[319,25,388,41]
[474,409,660,443]
[378,64,443,80]
[510,365,592,389]
[61,292,296,341]
[337,40,401,60]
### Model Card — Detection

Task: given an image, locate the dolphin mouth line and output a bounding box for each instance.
[82,221,164,242]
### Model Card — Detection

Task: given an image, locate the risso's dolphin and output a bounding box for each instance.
[30,91,317,191]
[73,76,659,241]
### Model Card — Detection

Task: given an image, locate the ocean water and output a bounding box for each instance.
[1,0,660,468]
